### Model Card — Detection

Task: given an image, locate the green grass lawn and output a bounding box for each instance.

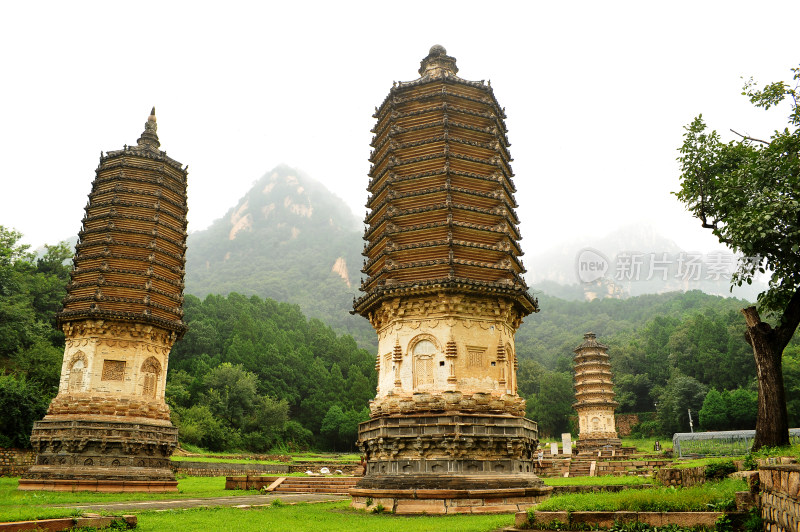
[542,475,651,486]
[0,477,514,532]
[134,501,514,532]
[0,477,257,522]
[534,478,746,512]
[620,437,665,453]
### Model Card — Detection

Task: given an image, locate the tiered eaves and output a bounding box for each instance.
[59,108,188,336]
[354,46,537,319]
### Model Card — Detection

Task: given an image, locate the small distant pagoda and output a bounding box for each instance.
[351,46,549,508]
[20,109,188,491]
[573,333,620,451]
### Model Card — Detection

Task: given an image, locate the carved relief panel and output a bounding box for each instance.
[412,338,437,390]
[102,360,125,381]
[141,356,162,398]
[68,351,87,391]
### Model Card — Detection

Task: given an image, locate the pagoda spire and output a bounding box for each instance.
[137,107,160,149]
[418,44,458,77]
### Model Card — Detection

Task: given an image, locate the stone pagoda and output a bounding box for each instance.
[573,332,621,451]
[20,109,188,492]
[351,47,548,509]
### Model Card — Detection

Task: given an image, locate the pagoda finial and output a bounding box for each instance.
[137,107,160,150]
[419,44,458,77]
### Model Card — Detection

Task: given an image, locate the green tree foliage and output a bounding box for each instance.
[166,292,376,451]
[675,65,800,449]
[525,371,574,438]
[781,343,800,427]
[0,375,50,447]
[320,405,369,452]
[699,387,758,431]
[0,227,71,447]
[699,389,729,431]
[657,373,707,435]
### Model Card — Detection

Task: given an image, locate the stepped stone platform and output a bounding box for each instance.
[350,483,552,515]
[535,447,669,478]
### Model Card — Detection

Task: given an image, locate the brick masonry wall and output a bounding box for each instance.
[616,414,641,437]
[656,466,706,487]
[0,448,36,476]
[172,461,361,477]
[759,464,800,532]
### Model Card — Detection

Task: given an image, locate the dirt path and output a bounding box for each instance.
[48,493,348,512]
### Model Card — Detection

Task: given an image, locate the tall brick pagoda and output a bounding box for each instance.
[573,332,621,451]
[20,109,188,492]
[351,46,549,510]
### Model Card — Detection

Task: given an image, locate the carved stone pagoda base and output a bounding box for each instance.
[354,412,546,500]
[19,417,177,492]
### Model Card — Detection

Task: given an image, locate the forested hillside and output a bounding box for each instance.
[184,165,375,348]
[165,293,375,452]
[2,225,799,452]
[518,291,800,437]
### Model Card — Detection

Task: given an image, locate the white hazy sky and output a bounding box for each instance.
[2,1,798,256]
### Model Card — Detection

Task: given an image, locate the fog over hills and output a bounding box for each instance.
[526,223,766,302]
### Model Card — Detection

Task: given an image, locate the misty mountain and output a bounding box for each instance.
[184,165,375,347]
[525,223,766,302]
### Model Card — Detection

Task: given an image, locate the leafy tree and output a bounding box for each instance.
[615,373,654,413]
[174,404,233,451]
[699,389,729,430]
[676,65,800,449]
[657,373,707,435]
[200,363,260,428]
[0,375,50,447]
[727,387,757,430]
[525,371,574,438]
[781,345,800,427]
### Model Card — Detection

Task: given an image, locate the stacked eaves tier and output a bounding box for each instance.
[59,110,188,334]
[573,333,619,444]
[354,46,536,319]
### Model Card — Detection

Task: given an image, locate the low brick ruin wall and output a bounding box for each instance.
[172,461,360,477]
[759,464,800,532]
[615,414,641,437]
[0,448,36,476]
[656,465,706,487]
[519,510,739,529]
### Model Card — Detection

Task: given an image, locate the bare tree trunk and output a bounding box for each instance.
[741,307,790,451]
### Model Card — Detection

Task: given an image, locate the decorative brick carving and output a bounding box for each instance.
[102,360,125,381]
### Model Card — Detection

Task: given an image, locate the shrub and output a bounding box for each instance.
[535,478,746,512]
[704,460,736,481]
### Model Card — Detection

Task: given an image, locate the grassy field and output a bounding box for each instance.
[621,437,664,453]
[0,477,257,522]
[134,501,514,532]
[534,478,746,512]
[542,475,651,486]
